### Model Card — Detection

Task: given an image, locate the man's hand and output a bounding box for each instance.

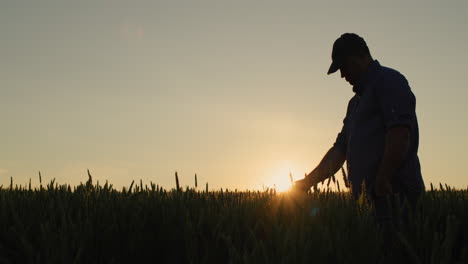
[374,174,392,197]
[374,126,409,197]
[293,177,312,193]
[292,172,321,193]
[292,147,346,194]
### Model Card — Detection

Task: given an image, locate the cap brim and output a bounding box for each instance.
[327,61,339,75]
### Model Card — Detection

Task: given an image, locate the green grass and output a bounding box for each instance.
[0,174,467,263]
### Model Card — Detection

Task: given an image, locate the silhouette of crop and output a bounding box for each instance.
[0,173,467,263]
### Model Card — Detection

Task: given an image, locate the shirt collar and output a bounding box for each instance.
[353,60,381,96]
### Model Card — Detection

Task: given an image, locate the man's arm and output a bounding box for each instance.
[374,126,410,196]
[308,147,346,183]
[294,97,354,192]
[295,147,346,191]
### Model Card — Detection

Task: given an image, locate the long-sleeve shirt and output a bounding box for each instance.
[333,60,424,198]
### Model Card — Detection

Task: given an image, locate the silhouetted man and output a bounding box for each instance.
[295,33,424,224]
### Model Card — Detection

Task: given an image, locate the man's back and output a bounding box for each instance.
[333,60,424,198]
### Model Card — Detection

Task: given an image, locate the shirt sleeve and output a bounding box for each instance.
[333,97,356,155]
[376,70,416,131]
[333,121,347,155]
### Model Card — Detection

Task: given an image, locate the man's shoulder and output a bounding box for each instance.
[378,64,408,83]
[376,64,415,99]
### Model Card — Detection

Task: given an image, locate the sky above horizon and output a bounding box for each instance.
[1,0,467,191]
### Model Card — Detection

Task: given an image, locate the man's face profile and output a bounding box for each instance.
[339,56,361,86]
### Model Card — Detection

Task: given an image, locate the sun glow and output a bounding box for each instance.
[266,160,302,192]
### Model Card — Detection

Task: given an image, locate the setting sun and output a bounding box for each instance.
[266,160,302,192]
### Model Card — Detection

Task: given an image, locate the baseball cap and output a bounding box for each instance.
[327,33,369,75]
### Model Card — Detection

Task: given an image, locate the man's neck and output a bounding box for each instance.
[353,58,376,95]
[358,57,373,78]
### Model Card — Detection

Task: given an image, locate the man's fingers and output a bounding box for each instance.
[292,179,310,193]
[294,179,308,187]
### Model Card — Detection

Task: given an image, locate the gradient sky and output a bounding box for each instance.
[1,0,467,191]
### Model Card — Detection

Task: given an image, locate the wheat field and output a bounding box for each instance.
[0,172,467,263]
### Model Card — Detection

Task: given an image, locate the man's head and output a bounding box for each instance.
[327,33,373,86]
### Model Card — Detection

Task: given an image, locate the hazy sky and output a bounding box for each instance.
[1,0,467,191]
